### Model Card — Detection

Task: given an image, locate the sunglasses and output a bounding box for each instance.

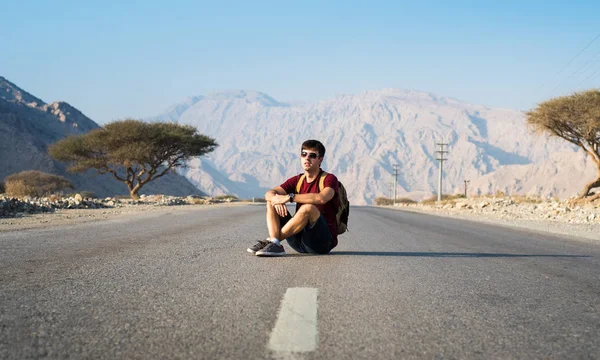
[301,151,320,159]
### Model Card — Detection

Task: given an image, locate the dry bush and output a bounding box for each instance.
[214,195,239,201]
[5,171,75,197]
[421,193,465,204]
[188,197,212,205]
[0,182,5,194]
[375,197,394,205]
[5,180,38,197]
[397,197,416,204]
[511,195,542,204]
[373,197,416,205]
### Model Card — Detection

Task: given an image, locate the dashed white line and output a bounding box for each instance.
[268,287,318,356]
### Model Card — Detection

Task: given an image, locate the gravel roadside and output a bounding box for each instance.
[385,203,600,243]
[3,199,598,244]
[0,203,251,232]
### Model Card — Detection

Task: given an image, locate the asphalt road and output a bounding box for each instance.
[1,205,599,359]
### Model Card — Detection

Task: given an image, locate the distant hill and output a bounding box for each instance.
[0,76,205,198]
[148,89,594,204]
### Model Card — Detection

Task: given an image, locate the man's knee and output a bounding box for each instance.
[298,204,317,214]
[266,201,276,212]
[298,204,320,221]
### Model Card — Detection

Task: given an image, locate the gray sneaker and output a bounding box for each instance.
[256,242,286,257]
[247,239,271,254]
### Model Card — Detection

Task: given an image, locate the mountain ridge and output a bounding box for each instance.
[0,76,205,198]
[148,88,585,204]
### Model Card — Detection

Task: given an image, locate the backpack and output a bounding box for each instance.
[295,171,350,234]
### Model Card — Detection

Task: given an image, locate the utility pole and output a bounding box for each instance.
[389,182,394,199]
[464,180,470,198]
[393,164,399,206]
[435,142,448,202]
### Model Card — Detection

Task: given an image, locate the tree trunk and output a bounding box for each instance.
[130,190,140,200]
[125,180,140,200]
[579,171,600,199]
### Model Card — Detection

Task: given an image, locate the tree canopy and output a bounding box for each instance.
[49,119,218,199]
[526,89,600,199]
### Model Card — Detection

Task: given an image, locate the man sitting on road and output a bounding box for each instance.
[247,139,340,256]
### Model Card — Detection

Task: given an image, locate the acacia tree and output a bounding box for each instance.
[526,89,600,200]
[49,119,218,200]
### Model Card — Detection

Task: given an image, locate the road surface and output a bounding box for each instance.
[1,205,598,359]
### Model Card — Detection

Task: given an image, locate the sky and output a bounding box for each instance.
[2,0,600,124]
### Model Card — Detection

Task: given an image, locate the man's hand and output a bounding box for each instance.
[273,203,288,217]
[271,194,289,205]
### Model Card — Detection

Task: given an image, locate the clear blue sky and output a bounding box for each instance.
[2,0,599,124]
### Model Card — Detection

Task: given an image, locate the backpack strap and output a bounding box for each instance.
[297,171,329,193]
[318,171,328,192]
[295,174,306,193]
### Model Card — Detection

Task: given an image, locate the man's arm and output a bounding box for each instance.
[265,187,287,202]
[266,187,290,217]
[271,187,335,205]
[294,187,335,205]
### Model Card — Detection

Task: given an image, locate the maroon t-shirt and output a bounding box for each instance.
[280,169,339,247]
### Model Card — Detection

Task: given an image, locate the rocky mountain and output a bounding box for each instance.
[0,76,204,198]
[148,89,591,205]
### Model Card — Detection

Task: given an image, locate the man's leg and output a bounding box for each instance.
[266,201,283,240]
[256,204,320,257]
[254,202,294,256]
[301,215,334,254]
[248,201,288,254]
[280,204,321,240]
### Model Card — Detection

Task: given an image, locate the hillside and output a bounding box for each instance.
[0,76,204,198]
[149,89,585,204]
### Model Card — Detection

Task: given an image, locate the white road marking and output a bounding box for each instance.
[268,287,318,356]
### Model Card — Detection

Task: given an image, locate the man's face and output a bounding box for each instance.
[300,148,322,172]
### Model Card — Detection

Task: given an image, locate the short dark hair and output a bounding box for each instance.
[301,140,326,157]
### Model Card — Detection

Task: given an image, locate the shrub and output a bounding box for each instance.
[4,180,37,197]
[397,197,417,204]
[375,197,394,205]
[189,197,208,205]
[375,197,417,205]
[421,193,464,204]
[214,195,239,201]
[5,171,75,197]
[511,195,542,204]
[0,182,4,194]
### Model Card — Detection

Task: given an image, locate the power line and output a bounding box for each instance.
[576,66,600,88]
[575,62,600,88]
[537,31,600,98]
[547,48,600,96]
[550,32,600,80]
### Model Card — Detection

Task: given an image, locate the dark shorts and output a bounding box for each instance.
[280,213,334,254]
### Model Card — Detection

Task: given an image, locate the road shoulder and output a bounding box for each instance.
[0,203,251,232]
[384,205,600,243]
